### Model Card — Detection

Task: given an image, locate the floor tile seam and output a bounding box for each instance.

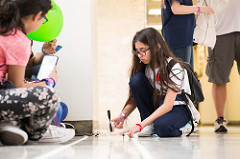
[131,138,155,159]
[33,136,88,159]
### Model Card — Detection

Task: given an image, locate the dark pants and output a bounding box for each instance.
[25,65,41,79]
[129,72,190,137]
[172,45,194,68]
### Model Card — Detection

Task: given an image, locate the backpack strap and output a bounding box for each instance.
[168,59,177,71]
[181,92,195,137]
[168,59,195,137]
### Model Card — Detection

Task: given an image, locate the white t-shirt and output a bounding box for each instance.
[215,0,240,35]
[145,57,191,106]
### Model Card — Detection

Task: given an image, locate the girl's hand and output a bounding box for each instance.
[119,125,141,138]
[42,39,57,55]
[200,6,214,15]
[111,115,125,131]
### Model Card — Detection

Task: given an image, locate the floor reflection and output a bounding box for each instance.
[1,127,240,159]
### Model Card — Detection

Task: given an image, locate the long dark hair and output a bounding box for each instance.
[0,0,52,35]
[125,28,184,108]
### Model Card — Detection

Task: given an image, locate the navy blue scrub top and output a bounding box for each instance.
[161,0,195,50]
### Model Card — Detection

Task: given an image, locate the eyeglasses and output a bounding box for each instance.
[132,48,150,56]
[42,16,48,24]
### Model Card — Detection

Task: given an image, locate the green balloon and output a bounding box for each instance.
[27,0,63,42]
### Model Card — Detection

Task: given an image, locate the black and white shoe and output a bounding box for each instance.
[214,117,227,133]
[60,123,75,129]
[0,122,28,145]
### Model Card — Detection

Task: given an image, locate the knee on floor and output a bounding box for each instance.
[154,119,180,137]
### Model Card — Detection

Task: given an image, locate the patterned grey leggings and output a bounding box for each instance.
[0,86,59,140]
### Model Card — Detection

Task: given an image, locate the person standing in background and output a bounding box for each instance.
[161,0,214,67]
[206,0,240,132]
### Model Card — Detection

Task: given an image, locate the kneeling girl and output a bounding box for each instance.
[112,28,191,137]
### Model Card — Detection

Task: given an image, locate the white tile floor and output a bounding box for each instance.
[1,126,240,159]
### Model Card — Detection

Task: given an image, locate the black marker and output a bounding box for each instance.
[107,110,113,132]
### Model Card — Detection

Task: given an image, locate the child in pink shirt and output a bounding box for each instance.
[0,0,74,146]
[0,30,31,82]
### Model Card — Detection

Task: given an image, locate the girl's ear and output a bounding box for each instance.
[157,43,161,49]
[32,11,43,21]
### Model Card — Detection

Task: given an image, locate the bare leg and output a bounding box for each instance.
[212,83,227,118]
[212,83,227,132]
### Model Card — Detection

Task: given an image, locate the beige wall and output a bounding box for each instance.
[97,0,145,129]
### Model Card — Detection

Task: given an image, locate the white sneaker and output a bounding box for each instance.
[138,124,154,137]
[0,122,28,145]
[180,122,199,134]
[180,122,192,133]
[38,125,75,143]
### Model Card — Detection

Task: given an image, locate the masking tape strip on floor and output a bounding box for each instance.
[131,138,155,159]
[34,136,88,159]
